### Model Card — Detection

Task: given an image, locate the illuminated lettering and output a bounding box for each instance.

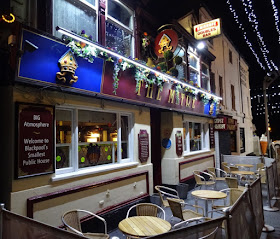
[192,98,196,108]
[186,95,191,107]
[180,93,185,106]
[137,80,143,96]
[146,84,154,99]
[168,89,175,103]
[156,89,162,101]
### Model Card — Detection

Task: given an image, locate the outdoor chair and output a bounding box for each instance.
[256,163,266,184]
[167,197,207,222]
[193,170,216,189]
[211,188,244,214]
[61,209,109,239]
[126,203,165,219]
[221,162,230,174]
[225,177,246,191]
[155,185,184,207]
[207,167,228,181]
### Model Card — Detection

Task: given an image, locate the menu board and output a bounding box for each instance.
[17,103,54,178]
[176,131,183,157]
[138,130,149,163]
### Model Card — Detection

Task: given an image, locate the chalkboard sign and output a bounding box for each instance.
[138,130,149,163]
[16,103,54,178]
[210,123,215,148]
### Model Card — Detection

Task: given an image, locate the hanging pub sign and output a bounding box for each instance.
[154,29,178,58]
[138,130,149,163]
[175,131,183,157]
[214,117,237,131]
[194,18,221,40]
[16,103,54,178]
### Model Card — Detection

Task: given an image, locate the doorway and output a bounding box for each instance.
[150,108,162,189]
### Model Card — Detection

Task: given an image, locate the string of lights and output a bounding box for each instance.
[241,0,277,71]
[226,0,266,70]
[269,0,280,45]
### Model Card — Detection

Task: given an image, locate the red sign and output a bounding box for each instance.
[176,131,183,157]
[17,103,54,178]
[214,117,237,131]
[154,29,178,58]
[138,130,149,163]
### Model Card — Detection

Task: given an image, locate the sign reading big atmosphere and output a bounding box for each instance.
[17,103,54,178]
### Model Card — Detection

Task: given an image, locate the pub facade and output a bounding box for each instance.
[0,0,222,226]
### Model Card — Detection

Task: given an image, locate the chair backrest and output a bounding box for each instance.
[257,163,264,170]
[155,185,180,207]
[193,170,203,183]
[62,210,83,235]
[225,177,238,188]
[126,203,165,219]
[62,209,108,236]
[207,167,216,178]
[229,188,244,205]
[167,198,184,221]
[229,166,239,172]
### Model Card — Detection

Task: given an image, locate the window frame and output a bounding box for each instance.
[187,47,200,86]
[183,120,210,155]
[52,0,99,41]
[106,0,135,57]
[201,62,210,91]
[55,105,134,176]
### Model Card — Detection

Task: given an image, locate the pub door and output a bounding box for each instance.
[150,108,162,189]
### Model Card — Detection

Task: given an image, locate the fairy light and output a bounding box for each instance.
[56,26,222,101]
[2,13,15,23]
[241,0,277,71]
[226,0,266,70]
[270,0,280,44]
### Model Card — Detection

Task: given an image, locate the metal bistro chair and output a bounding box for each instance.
[225,177,246,191]
[62,209,109,239]
[207,167,228,181]
[193,171,216,190]
[155,185,184,208]
[126,203,165,220]
[167,197,207,223]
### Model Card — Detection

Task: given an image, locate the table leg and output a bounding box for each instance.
[204,199,208,217]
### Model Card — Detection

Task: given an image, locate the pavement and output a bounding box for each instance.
[109,180,280,239]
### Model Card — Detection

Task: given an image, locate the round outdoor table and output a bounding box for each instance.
[230,170,255,176]
[235,164,254,170]
[191,190,227,216]
[118,216,171,238]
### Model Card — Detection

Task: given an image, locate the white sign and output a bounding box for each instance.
[194,18,221,40]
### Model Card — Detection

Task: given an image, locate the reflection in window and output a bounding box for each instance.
[189,122,201,152]
[190,69,199,84]
[201,63,210,90]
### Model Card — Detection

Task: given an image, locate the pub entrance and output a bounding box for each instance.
[150,108,162,189]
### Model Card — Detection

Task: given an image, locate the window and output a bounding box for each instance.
[106,0,134,57]
[53,0,97,40]
[231,84,236,110]
[219,76,223,105]
[183,121,209,153]
[229,49,232,64]
[174,46,187,81]
[201,63,210,90]
[188,48,200,86]
[55,107,132,174]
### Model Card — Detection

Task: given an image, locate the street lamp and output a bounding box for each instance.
[263,70,280,158]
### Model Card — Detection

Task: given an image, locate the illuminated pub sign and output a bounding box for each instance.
[194,18,221,40]
[18,29,217,117]
[214,117,237,131]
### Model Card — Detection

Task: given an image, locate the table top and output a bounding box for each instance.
[231,170,255,175]
[235,164,254,168]
[118,216,171,237]
[191,190,227,200]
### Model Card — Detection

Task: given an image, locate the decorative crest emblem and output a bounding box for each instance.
[56,49,78,84]
[158,34,172,54]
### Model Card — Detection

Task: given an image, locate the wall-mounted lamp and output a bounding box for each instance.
[197,41,205,50]
[18,40,39,56]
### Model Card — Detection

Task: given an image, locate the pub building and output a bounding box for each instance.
[0,0,221,227]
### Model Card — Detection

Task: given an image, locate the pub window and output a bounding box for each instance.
[201,63,210,91]
[55,107,132,174]
[174,45,187,81]
[188,48,200,86]
[231,84,236,110]
[183,121,209,153]
[53,0,97,40]
[106,0,134,57]
[219,75,223,105]
[229,49,232,64]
